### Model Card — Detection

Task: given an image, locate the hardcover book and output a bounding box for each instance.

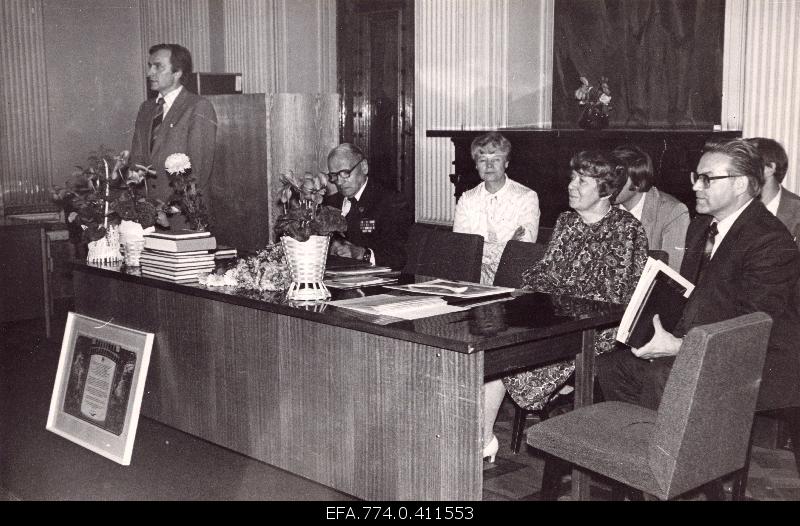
[144,229,211,240]
[143,235,217,253]
[616,257,695,348]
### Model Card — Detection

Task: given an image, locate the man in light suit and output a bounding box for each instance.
[129,43,217,230]
[749,137,800,245]
[613,145,690,271]
[599,138,800,415]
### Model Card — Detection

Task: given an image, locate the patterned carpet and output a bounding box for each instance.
[483,399,800,501]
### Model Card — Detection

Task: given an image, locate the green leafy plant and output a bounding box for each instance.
[52,148,165,242]
[274,170,347,242]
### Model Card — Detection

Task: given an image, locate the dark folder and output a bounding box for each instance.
[623,270,689,348]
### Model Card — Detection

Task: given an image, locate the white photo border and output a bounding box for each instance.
[46,312,154,465]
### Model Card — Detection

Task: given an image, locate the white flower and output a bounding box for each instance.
[164,153,191,174]
[598,93,612,105]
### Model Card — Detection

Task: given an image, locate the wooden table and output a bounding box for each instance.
[72,263,623,500]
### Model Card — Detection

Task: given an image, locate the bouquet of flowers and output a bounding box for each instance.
[274,170,347,241]
[575,76,613,117]
[109,151,166,229]
[164,153,209,231]
[200,243,293,292]
[52,147,163,242]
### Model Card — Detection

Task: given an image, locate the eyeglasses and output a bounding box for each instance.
[327,158,363,181]
[690,171,742,189]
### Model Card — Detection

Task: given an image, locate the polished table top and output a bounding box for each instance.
[74,261,624,355]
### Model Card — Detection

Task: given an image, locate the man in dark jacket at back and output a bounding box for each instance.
[323,143,413,269]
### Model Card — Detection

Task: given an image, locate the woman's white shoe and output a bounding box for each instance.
[483,434,499,463]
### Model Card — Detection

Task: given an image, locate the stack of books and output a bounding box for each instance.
[140,230,218,283]
[214,246,238,261]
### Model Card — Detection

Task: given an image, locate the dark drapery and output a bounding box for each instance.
[552,0,725,129]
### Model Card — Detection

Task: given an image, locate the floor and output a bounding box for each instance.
[2,315,798,501]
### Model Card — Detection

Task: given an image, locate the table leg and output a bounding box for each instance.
[571,327,596,500]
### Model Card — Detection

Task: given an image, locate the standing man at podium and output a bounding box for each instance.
[129,43,218,230]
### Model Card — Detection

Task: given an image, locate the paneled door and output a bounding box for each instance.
[337,0,414,206]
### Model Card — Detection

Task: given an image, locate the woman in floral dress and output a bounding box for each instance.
[482,150,648,462]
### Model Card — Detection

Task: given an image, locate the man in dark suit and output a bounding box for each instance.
[323,143,413,269]
[749,137,800,244]
[129,43,217,229]
[598,138,800,413]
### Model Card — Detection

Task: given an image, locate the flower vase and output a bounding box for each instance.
[86,224,123,263]
[578,105,609,130]
[281,235,331,301]
[118,220,154,267]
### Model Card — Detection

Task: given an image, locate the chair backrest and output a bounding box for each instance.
[648,312,773,500]
[403,224,483,282]
[493,240,548,288]
[647,249,669,265]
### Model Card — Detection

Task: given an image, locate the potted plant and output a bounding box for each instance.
[52,147,166,264]
[575,76,612,129]
[275,170,347,300]
[163,153,210,231]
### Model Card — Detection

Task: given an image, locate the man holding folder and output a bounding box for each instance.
[598,138,800,414]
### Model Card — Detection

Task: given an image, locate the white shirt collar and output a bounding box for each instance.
[343,177,369,206]
[480,177,510,199]
[711,198,753,257]
[765,185,782,217]
[619,192,646,221]
[158,85,183,116]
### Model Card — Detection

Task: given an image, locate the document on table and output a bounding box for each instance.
[384,279,515,299]
[324,275,399,289]
[329,294,467,319]
[325,266,394,277]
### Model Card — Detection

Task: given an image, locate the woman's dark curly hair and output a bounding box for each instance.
[569,150,627,201]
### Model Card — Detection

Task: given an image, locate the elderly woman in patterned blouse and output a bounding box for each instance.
[453,132,540,284]
[482,150,648,462]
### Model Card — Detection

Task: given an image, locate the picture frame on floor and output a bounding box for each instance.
[46,312,154,466]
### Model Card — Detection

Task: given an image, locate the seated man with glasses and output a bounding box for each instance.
[322,143,413,269]
[598,138,800,414]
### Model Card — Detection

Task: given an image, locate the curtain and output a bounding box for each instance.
[552,0,725,128]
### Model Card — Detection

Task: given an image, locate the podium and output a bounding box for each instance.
[206,93,339,252]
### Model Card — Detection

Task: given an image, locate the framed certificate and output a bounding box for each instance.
[46,312,154,465]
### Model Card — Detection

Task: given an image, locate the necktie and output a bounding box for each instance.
[342,196,358,217]
[696,221,718,282]
[150,97,165,152]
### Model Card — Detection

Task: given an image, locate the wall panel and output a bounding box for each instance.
[0,0,52,210]
[741,0,800,194]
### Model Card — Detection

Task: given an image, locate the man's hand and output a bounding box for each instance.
[511,226,527,241]
[330,238,365,260]
[630,314,683,360]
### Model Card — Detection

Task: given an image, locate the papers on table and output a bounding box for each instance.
[384,279,515,299]
[325,266,394,277]
[329,294,467,320]
[324,275,399,289]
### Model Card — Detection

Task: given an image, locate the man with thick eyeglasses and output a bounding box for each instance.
[322,143,412,268]
[599,138,800,425]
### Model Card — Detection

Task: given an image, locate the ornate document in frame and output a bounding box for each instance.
[46,312,154,465]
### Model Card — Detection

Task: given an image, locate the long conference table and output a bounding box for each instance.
[72,262,624,500]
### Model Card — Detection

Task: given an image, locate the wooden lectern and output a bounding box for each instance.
[206,93,339,252]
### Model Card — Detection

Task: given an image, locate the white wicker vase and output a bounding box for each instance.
[86,224,122,263]
[118,220,155,266]
[281,234,331,301]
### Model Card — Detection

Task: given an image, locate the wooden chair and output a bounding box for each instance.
[527,312,773,500]
[402,224,483,282]
[492,240,551,453]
